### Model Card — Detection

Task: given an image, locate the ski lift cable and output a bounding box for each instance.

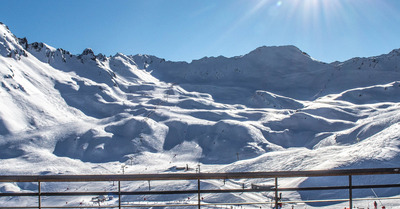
[371,188,384,206]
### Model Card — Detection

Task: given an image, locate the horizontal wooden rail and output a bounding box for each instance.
[1,183,400,197]
[1,167,399,182]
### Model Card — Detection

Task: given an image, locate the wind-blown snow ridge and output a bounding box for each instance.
[1,22,400,207]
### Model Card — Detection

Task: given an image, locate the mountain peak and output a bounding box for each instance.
[77,48,97,62]
[389,48,400,57]
[246,45,311,59]
[255,45,300,51]
[0,22,10,31]
[81,48,95,56]
[0,22,28,59]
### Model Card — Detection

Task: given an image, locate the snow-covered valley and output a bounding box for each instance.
[1,22,400,208]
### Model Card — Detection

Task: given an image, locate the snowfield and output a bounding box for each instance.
[1,22,400,208]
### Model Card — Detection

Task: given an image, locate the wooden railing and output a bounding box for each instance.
[0,167,399,208]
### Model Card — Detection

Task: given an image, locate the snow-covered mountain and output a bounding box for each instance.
[1,22,400,207]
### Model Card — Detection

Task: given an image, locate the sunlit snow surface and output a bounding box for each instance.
[1,22,400,208]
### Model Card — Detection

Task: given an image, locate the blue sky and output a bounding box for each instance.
[1,0,400,63]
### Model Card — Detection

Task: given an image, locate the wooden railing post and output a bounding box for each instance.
[349,175,353,209]
[38,181,41,209]
[118,181,121,209]
[275,177,278,209]
[198,178,201,209]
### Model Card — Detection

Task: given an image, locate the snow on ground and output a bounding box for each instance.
[1,22,400,208]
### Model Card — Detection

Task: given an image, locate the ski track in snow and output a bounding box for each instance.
[1,22,400,208]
